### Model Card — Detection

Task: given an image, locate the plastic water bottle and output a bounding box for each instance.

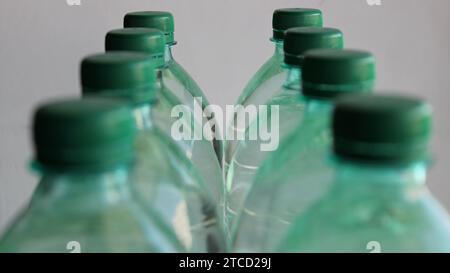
[105,28,224,206]
[279,94,450,253]
[80,52,226,252]
[233,49,376,252]
[225,8,323,177]
[123,11,224,164]
[226,30,344,228]
[0,98,184,252]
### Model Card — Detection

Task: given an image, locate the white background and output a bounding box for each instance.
[0,0,449,233]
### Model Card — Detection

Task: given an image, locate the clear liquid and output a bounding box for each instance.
[225,66,305,230]
[0,166,184,253]
[278,161,450,253]
[232,100,332,252]
[224,40,286,180]
[155,57,224,206]
[132,105,227,252]
[163,45,224,166]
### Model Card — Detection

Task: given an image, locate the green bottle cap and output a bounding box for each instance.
[81,52,157,104]
[272,8,323,40]
[333,94,432,164]
[124,11,175,44]
[33,98,136,171]
[302,49,376,98]
[105,28,166,68]
[283,27,344,66]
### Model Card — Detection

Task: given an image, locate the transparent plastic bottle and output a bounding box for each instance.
[80,52,227,252]
[225,8,323,176]
[233,49,376,252]
[226,30,345,229]
[0,98,183,252]
[105,28,224,206]
[123,11,224,165]
[279,95,450,253]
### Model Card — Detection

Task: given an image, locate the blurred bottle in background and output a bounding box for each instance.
[123,11,224,166]
[81,52,227,252]
[279,94,450,253]
[225,8,323,178]
[105,28,224,207]
[226,30,344,228]
[0,98,184,252]
[233,49,375,252]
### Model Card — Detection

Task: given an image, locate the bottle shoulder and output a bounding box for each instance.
[0,179,183,252]
[279,184,450,252]
[163,61,210,107]
[135,128,210,192]
[253,109,330,183]
[237,55,284,106]
[136,129,197,174]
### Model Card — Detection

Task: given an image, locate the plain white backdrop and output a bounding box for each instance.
[0,0,449,233]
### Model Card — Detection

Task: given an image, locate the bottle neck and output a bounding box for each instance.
[272,39,284,56]
[334,159,427,190]
[290,99,334,140]
[155,67,164,90]
[133,103,153,130]
[282,65,302,91]
[31,165,132,208]
[164,44,174,63]
[303,98,333,119]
